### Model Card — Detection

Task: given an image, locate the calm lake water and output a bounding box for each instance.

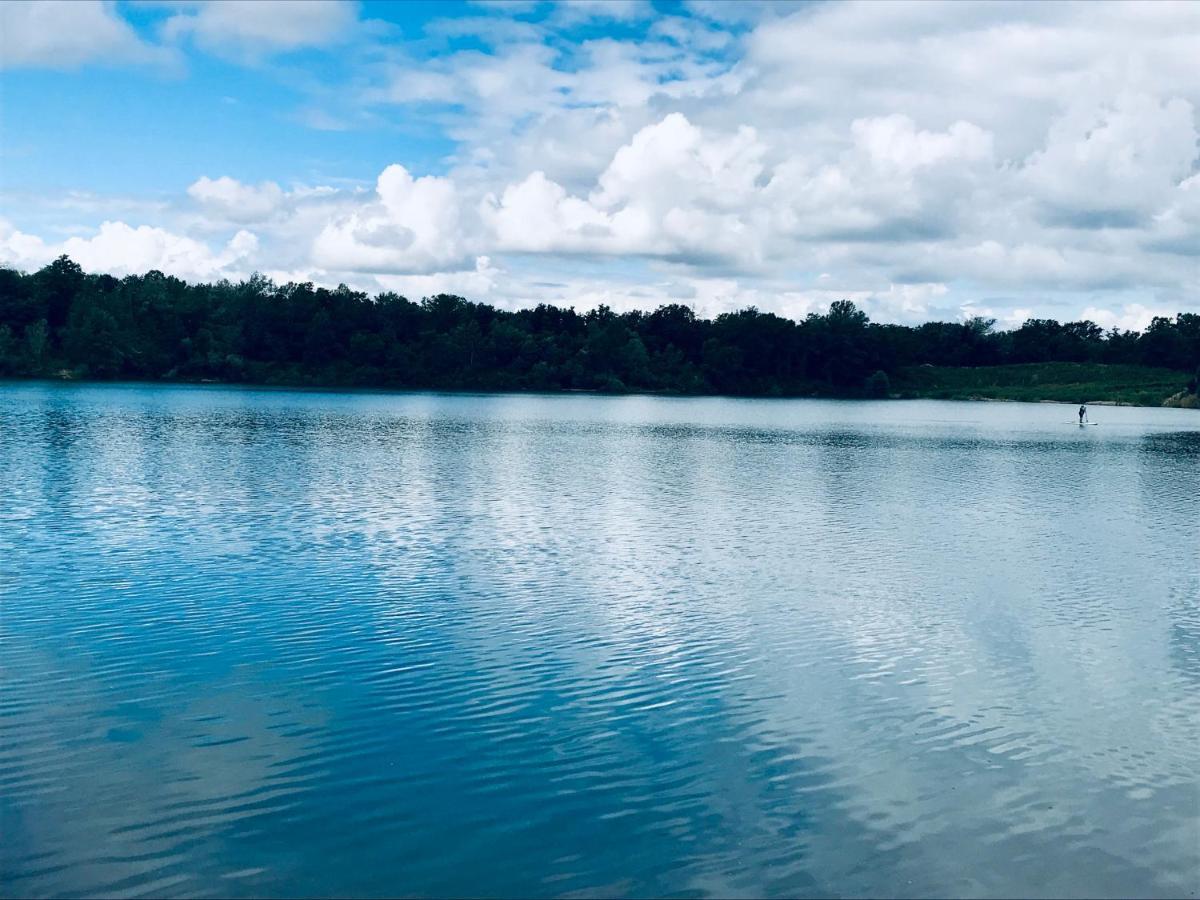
[2,383,1198,899]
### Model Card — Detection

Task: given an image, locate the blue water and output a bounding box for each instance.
[2,383,1198,899]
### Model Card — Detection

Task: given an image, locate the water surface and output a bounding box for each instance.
[2,383,1198,898]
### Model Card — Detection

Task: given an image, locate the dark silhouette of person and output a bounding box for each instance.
[1078,404,1087,424]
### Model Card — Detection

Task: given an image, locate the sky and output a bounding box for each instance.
[1,0,1198,329]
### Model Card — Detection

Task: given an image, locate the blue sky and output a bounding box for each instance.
[1,0,1198,329]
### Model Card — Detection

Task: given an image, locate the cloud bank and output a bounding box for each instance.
[2,0,1198,329]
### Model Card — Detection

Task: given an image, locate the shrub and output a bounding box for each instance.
[865,369,891,398]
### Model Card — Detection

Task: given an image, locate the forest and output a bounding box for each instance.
[1,256,1198,400]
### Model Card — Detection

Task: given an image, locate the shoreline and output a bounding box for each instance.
[4,373,1195,410]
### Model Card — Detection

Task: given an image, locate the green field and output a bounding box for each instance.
[891,362,1192,407]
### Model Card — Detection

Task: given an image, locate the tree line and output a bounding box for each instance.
[1,256,1198,397]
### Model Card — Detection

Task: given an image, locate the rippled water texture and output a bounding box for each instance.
[2,383,1198,898]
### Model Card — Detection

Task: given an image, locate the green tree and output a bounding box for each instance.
[865,369,891,398]
[23,320,49,372]
[0,257,1195,397]
[63,305,124,376]
[33,255,84,332]
[617,335,652,387]
[0,324,17,374]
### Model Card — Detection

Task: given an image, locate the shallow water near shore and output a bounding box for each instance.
[2,382,1198,898]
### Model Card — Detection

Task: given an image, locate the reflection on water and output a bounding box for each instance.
[2,384,1198,898]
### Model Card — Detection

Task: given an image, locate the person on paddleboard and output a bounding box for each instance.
[1078,403,1087,424]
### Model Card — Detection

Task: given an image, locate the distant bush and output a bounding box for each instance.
[893,362,1190,406]
[865,370,891,398]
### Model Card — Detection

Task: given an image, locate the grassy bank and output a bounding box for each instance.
[891,362,1191,406]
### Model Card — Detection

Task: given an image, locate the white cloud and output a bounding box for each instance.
[375,255,502,301]
[763,114,996,245]
[162,0,359,57]
[188,176,285,223]
[1079,303,1179,333]
[1022,93,1198,228]
[483,113,768,263]
[0,219,50,265]
[850,115,993,174]
[0,0,170,70]
[481,171,611,254]
[683,0,803,26]
[1148,172,1200,255]
[312,165,468,273]
[1,220,258,282]
[594,113,764,210]
[377,42,572,124]
[7,1,1200,325]
[553,0,654,24]
[479,110,1002,272]
[364,21,734,185]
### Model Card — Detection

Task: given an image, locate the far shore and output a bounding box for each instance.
[7,360,1197,410]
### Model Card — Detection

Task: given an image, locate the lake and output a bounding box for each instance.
[1,383,1197,898]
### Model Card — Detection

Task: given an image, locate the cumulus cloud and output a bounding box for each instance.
[1,220,258,282]
[365,19,734,184]
[1022,93,1198,228]
[483,113,768,263]
[0,0,170,70]
[479,110,1002,269]
[312,165,468,274]
[348,0,1190,316]
[482,171,612,254]
[1147,172,1200,256]
[6,0,1200,326]
[764,115,996,245]
[188,176,285,223]
[850,115,993,174]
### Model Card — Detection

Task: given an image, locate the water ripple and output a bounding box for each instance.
[2,385,1197,898]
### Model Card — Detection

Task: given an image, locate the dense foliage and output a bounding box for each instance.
[2,257,1198,397]
[892,362,1195,408]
